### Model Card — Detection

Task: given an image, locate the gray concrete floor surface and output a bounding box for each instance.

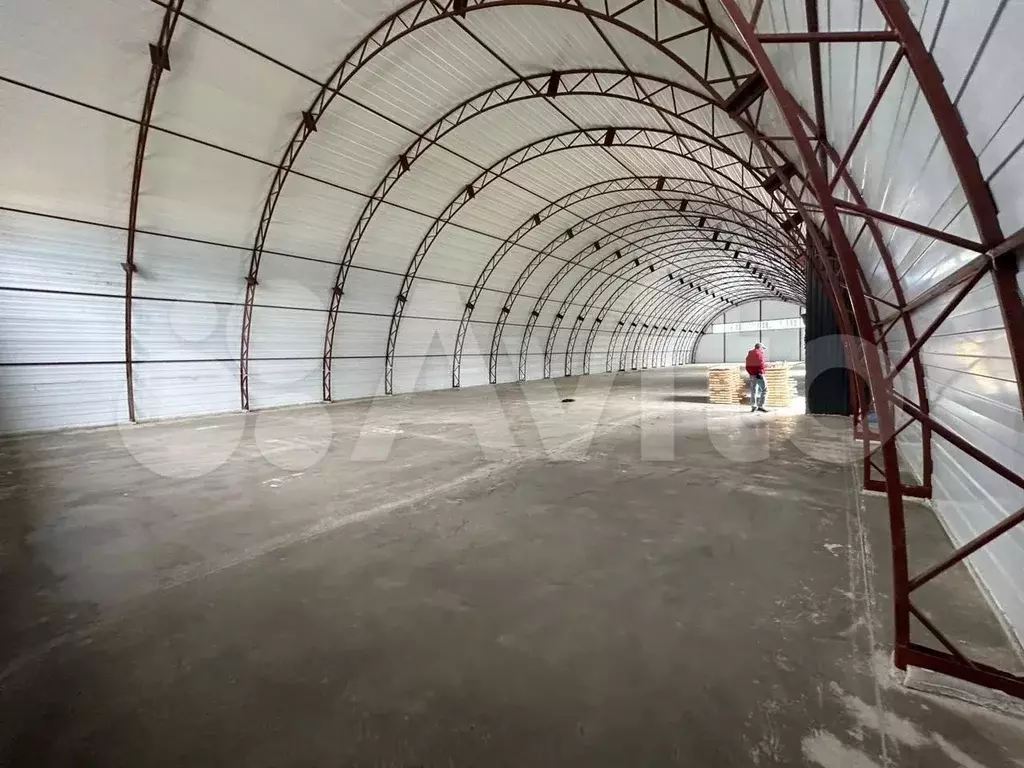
[1,366,1022,767]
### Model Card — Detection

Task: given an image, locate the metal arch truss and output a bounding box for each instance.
[604,268,760,373]
[321,64,792,397]
[124,0,185,422]
[380,125,790,395]
[526,224,799,382]
[242,0,762,409]
[722,0,1024,699]
[470,184,805,387]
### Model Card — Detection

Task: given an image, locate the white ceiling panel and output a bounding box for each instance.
[0,0,154,115]
[157,17,315,163]
[352,205,434,275]
[344,19,512,132]
[189,0,409,83]
[294,100,417,197]
[434,99,574,169]
[259,173,367,263]
[140,130,274,246]
[460,6,622,75]
[0,82,135,227]
[134,233,248,304]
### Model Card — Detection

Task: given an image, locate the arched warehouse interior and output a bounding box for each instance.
[1,1,1023,764]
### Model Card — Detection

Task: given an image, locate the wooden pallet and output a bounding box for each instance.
[708,367,741,404]
[763,364,795,407]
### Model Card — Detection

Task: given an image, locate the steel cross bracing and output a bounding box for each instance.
[476,182,805,385]
[722,0,1024,699]
[380,126,788,394]
[123,0,185,422]
[242,0,761,409]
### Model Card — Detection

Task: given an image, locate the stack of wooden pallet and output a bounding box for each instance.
[708,367,741,404]
[763,364,795,408]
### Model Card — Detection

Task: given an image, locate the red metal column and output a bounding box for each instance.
[719,0,913,666]
[124,0,185,422]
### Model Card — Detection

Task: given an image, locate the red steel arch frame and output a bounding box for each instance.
[235,0,860,421]
[608,266,763,372]
[453,172,804,387]
[480,185,805,385]
[378,125,797,396]
[720,0,1024,698]
[237,0,861,420]
[229,0,1024,696]
[533,222,800,379]
[240,0,763,410]
[123,0,185,422]
[509,207,802,380]
[318,66,788,398]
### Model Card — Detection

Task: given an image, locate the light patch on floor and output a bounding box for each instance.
[934,734,992,768]
[831,685,929,747]
[802,730,882,768]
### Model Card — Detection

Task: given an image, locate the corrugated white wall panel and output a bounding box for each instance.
[134,234,247,303]
[259,174,366,262]
[134,361,238,421]
[133,298,240,363]
[248,358,322,410]
[140,131,273,246]
[334,269,403,316]
[395,318,459,358]
[330,359,386,402]
[332,314,389,359]
[0,292,121,364]
[726,332,760,364]
[458,354,490,390]
[296,102,417,197]
[0,213,123,295]
[695,333,725,364]
[352,206,431,276]
[248,306,325,361]
[0,364,126,433]
[761,330,801,363]
[414,227,504,286]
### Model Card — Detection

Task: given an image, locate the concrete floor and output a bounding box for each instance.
[1,366,1023,767]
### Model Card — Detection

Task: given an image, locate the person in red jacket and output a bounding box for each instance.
[745,343,768,412]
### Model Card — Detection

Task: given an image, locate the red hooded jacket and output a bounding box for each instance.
[745,347,766,376]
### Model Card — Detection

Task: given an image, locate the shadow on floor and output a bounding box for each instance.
[663,393,710,404]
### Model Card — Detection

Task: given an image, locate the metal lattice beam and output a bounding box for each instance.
[124,0,185,422]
